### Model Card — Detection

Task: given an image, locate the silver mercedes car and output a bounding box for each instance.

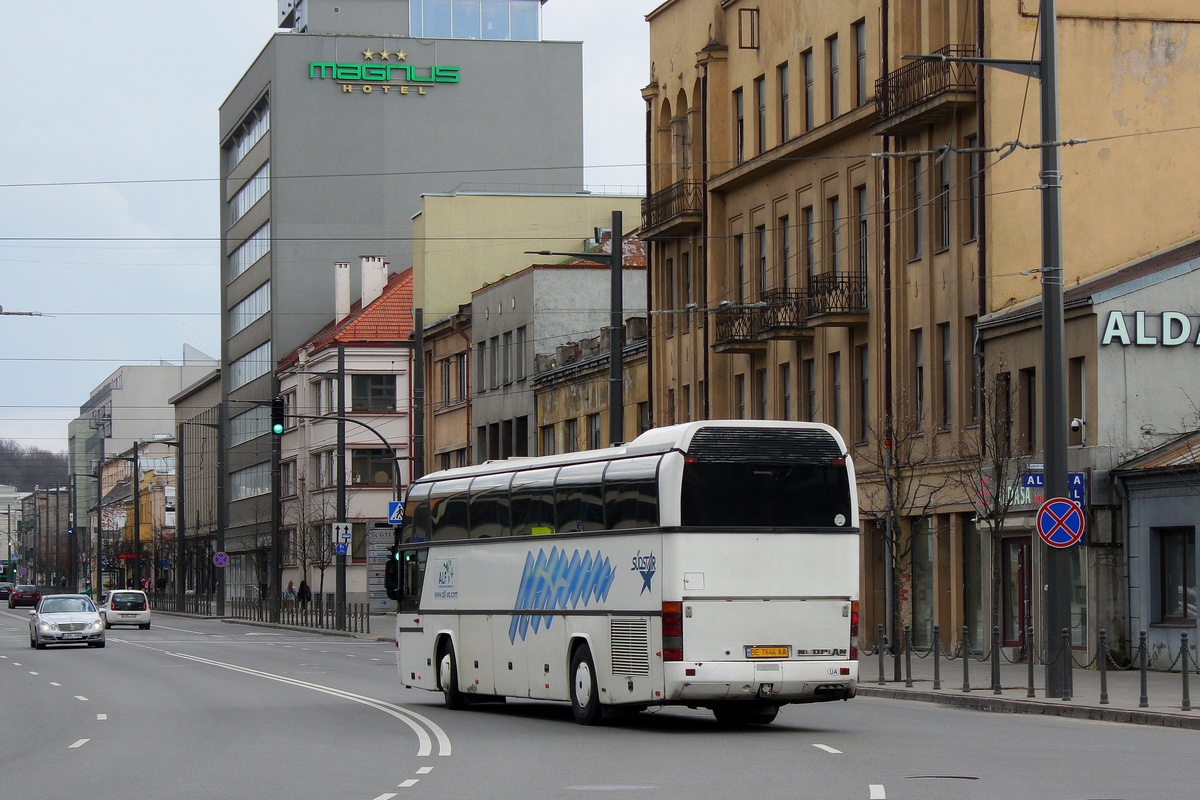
[29,594,106,649]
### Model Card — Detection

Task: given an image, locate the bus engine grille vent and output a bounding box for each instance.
[686,426,843,464]
[610,617,651,677]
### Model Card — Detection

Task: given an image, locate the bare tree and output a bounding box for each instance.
[856,391,954,672]
[952,356,1034,648]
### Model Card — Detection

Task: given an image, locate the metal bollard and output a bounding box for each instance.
[1139,630,1149,709]
[992,625,1002,694]
[1061,628,1073,701]
[962,625,971,693]
[933,625,942,690]
[904,624,913,688]
[1027,626,1036,698]
[877,624,886,685]
[1182,632,1191,712]
[1099,629,1109,705]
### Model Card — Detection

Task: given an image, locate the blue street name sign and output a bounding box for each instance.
[1021,471,1086,504]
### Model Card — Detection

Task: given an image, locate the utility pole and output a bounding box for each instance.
[336,343,347,630]
[901,0,1070,699]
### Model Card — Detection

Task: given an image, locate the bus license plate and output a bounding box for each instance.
[745,645,789,659]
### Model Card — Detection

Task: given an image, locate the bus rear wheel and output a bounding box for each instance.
[438,644,466,710]
[570,644,603,725]
[712,702,779,725]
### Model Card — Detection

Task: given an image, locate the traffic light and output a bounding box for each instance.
[384,547,401,599]
[271,396,285,435]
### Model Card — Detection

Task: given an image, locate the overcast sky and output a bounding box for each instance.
[0,0,652,453]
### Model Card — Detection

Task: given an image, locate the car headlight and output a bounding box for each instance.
[86,621,103,632]
[38,621,58,632]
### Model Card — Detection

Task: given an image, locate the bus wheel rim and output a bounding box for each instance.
[575,660,593,707]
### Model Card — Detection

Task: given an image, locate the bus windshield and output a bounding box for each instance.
[680,462,851,528]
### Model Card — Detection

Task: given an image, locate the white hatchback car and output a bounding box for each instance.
[100,589,152,629]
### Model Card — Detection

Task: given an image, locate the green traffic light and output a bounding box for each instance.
[272,422,284,435]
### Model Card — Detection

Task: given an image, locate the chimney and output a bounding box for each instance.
[335,261,351,322]
[362,256,387,307]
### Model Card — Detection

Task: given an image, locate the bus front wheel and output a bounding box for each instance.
[439,644,466,710]
[570,644,603,725]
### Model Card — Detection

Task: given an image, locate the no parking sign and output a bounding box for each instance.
[1036,497,1085,548]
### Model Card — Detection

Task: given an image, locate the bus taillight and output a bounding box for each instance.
[662,601,683,661]
[849,601,860,660]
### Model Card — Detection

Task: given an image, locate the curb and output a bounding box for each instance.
[856,685,1200,730]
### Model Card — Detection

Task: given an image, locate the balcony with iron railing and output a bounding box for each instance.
[872,44,978,135]
[757,289,813,340]
[641,179,704,240]
[712,302,767,354]
[807,273,869,327]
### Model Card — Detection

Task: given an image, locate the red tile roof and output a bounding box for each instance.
[278,268,414,368]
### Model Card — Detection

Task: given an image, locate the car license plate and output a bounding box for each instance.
[63,633,83,640]
[745,645,789,659]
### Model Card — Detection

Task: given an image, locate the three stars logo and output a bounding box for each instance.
[363,48,408,61]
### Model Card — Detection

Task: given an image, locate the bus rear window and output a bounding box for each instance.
[680,462,851,528]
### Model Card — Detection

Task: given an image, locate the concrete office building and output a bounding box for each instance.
[219,0,584,583]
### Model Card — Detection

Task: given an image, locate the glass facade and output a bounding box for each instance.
[410,0,540,41]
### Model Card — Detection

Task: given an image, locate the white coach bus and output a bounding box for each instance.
[387,420,860,725]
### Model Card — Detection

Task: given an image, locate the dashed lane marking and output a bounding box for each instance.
[75,696,88,701]
[97,714,107,720]
[869,785,886,799]
[373,794,398,800]
[50,682,61,687]
[398,780,419,788]
[813,744,842,754]
[416,767,433,775]
[69,739,89,749]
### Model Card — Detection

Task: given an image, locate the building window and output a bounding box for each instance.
[230,405,269,447]
[1069,356,1086,446]
[854,185,869,278]
[351,374,397,412]
[457,352,469,398]
[756,225,768,295]
[230,341,271,391]
[965,133,980,241]
[515,326,527,379]
[829,352,842,431]
[912,329,924,429]
[1159,527,1196,622]
[410,0,541,41]
[664,257,676,336]
[826,35,839,120]
[281,460,296,498]
[827,196,841,275]
[802,49,814,131]
[939,323,952,430]
[681,251,692,333]
[682,384,692,422]
[231,462,270,501]
[489,336,500,388]
[997,372,1013,457]
[804,358,816,421]
[229,99,270,167]
[966,316,980,425]
[734,374,747,419]
[587,413,601,449]
[352,449,394,486]
[230,161,269,224]
[755,369,768,419]
[910,157,923,258]
[565,418,579,453]
[638,401,651,434]
[1021,367,1037,453]
[475,342,486,393]
[936,154,951,251]
[778,62,791,142]
[857,345,870,444]
[779,363,792,420]
[853,19,867,107]
[440,359,452,407]
[754,75,767,154]
[734,87,745,164]
[540,424,555,456]
[230,281,271,335]
[777,215,791,291]
[735,234,746,303]
[502,331,513,384]
[229,222,270,282]
[802,206,815,288]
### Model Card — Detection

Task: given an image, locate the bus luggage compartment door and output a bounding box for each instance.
[682,599,851,663]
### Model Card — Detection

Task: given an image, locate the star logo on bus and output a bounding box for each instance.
[632,550,656,595]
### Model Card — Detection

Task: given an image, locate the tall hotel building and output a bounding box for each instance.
[219,0,582,582]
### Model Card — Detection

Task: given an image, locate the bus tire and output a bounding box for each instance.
[438,644,466,710]
[570,644,603,725]
[712,702,779,725]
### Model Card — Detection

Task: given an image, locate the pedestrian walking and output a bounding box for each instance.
[284,580,297,609]
[297,579,312,612]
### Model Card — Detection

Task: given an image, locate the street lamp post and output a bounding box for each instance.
[905,0,1069,696]
[527,209,626,446]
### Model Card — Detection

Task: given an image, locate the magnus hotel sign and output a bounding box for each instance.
[309,48,460,95]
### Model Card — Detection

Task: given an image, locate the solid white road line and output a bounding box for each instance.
[69,739,89,749]
[869,784,886,799]
[813,744,842,754]
[168,651,452,757]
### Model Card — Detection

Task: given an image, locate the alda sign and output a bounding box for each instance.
[1101,310,1200,346]
[309,47,460,94]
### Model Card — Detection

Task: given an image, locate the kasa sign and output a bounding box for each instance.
[1101,310,1200,347]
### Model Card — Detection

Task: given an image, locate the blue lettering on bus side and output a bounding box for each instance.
[509,547,616,643]
[632,550,656,594]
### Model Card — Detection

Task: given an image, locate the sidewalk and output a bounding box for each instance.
[857,650,1200,730]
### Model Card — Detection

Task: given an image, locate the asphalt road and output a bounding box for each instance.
[1,609,1194,800]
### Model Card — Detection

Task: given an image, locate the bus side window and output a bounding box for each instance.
[404,482,433,543]
[555,461,606,533]
[510,467,558,536]
[470,472,512,538]
[604,456,661,529]
[429,478,472,540]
